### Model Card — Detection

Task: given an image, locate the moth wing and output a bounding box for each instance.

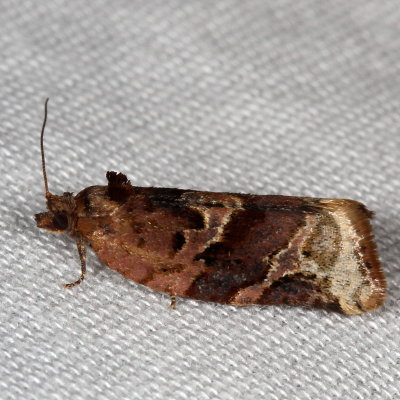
[76,175,385,314]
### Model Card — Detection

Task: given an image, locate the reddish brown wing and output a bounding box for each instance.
[73,172,385,314]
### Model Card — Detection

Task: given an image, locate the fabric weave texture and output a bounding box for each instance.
[1,1,400,399]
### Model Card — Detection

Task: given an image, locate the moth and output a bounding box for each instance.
[35,99,386,314]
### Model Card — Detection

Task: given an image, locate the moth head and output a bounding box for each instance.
[35,192,76,233]
[35,98,76,233]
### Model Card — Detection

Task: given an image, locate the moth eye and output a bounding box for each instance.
[52,212,69,230]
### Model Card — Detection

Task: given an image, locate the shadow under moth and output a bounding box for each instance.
[35,99,386,314]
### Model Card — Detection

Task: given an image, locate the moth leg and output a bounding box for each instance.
[169,294,177,310]
[64,238,87,288]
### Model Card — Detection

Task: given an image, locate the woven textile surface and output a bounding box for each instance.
[1,1,400,399]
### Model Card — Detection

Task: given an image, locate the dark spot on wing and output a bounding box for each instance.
[172,231,186,253]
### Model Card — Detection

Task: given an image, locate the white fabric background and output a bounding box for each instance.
[1,1,400,399]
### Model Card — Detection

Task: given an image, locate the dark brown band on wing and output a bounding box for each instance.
[186,208,307,303]
[259,274,340,311]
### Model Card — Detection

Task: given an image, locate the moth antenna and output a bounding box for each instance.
[40,98,50,198]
